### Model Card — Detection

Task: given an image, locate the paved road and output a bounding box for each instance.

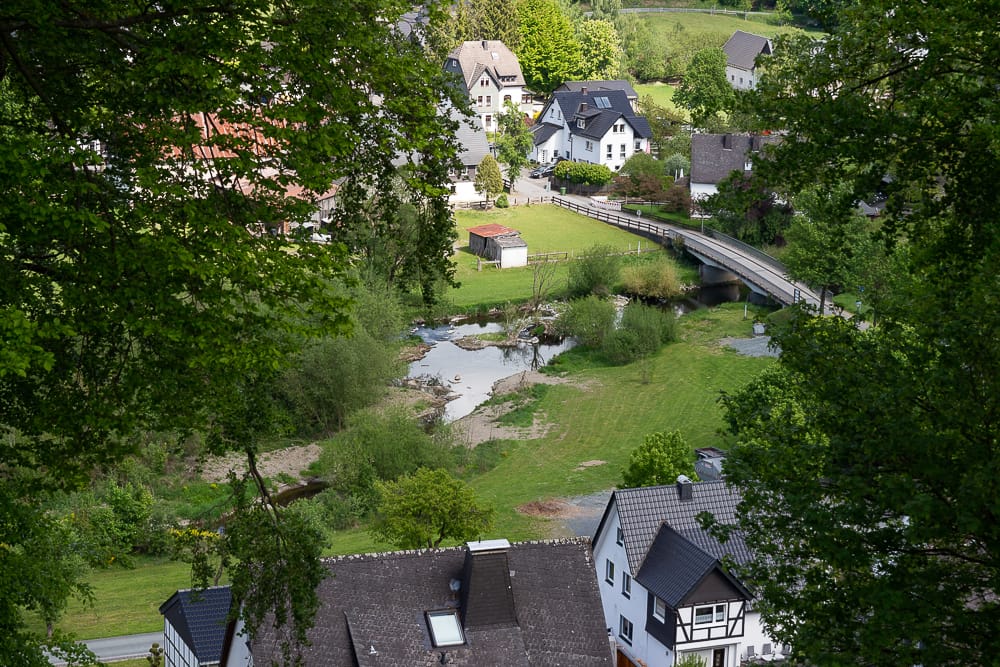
[50,631,163,665]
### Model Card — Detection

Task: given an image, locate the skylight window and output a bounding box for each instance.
[426,610,465,647]
[594,96,611,109]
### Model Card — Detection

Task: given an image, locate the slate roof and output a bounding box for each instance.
[689,133,781,185]
[445,40,527,90]
[555,80,638,102]
[546,89,652,141]
[251,539,613,666]
[450,106,490,168]
[159,586,233,664]
[637,523,722,608]
[722,30,773,71]
[595,480,750,576]
[531,122,561,146]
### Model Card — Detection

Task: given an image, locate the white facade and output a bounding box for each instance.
[163,618,200,667]
[469,70,531,133]
[592,497,780,667]
[725,65,758,92]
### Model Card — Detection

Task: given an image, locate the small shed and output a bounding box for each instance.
[467,223,528,269]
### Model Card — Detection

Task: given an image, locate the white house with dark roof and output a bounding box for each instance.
[554,80,640,113]
[530,87,652,171]
[444,40,533,133]
[689,133,782,203]
[592,479,784,667]
[722,31,773,91]
[160,586,251,667]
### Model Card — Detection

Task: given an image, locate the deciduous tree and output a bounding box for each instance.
[516,0,583,95]
[577,19,624,81]
[493,101,534,191]
[370,468,495,549]
[719,1,1000,664]
[621,431,697,488]
[673,47,734,129]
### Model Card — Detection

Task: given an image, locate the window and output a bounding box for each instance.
[620,143,626,159]
[485,115,492,129]
[619,615,634,644]
[605,559,615,584]
[477,95,483,106]
[606,144,612,159]
[585,140,594,151]
[480,76,489,87]
[426,610,465,647]
[616,527,624,546]
[653,597,667,622]
[635,139,642,151]
[739,77,744,85]
[694,603,727,625]
[612,122,625,133]
[621,572,631,598]
[522,93,532,104]
[577,118,585,129]
[504,94,511,103]
[486,95,491,106]
[744,159,753,171]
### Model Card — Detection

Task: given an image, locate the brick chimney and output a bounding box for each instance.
[581,86,588,96]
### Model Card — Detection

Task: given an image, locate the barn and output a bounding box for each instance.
[467,223,528,269]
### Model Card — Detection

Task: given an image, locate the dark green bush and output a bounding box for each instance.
[556,295,616,348]
[568,244,621,297]
[495,193,509,208]
[602,303,677,365]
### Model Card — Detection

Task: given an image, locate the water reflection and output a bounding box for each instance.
[408,321,575,422]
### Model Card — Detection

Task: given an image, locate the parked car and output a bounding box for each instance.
[530,162,556,178]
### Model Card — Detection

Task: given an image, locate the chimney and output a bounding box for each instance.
[580,102,587,112]
[581,86,588,96]
[461,540,517,629]
[676,474,693,501]
[722,134,732,150]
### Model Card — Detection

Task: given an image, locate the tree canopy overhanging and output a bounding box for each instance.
[0,0,461,662]
[719,1,1000,664]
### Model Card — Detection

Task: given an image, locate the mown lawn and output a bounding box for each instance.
[634,82,683,114]
[449,205,669,310]
[641,11,818,44]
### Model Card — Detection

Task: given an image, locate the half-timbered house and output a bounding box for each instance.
[592,479,784,666]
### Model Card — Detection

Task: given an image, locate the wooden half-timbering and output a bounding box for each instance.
[675,599,746,645]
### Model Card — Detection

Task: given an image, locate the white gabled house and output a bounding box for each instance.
[444,40,533,133]
[530,86,652,171]
[722,31,773,91]
[592,479,785,667]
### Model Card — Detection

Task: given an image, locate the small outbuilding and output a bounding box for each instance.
[467,223,528,269]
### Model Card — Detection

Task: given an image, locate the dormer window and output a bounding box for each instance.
[744,159,753,170]
[426,610,465,647]
[577,118,585,129]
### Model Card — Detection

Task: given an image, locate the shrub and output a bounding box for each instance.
[602,303,676,365]
[495,193,509,208]
[568,244,621,297]
[553,161,614,186]
[556,295,615,348]
[620,257,682,300]
[622,430,698,488]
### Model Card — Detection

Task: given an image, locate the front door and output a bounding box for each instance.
[712,648,725,667]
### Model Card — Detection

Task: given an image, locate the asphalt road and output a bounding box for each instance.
[50,631,163,665]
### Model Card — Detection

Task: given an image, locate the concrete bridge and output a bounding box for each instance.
[553,196,825,311]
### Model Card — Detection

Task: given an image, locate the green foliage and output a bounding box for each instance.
[495,193,510,208]
[603,302,676,365]
[619,15,670,81]
[67,483,155,569]
[675,654,708,667]
[475,154,505,201]
[370,468,495,549]
[516,0,583,95]
[0,0,465,656]
[494,101,534,187]
[557,295,616,348]
[662,153,691,180]
[612,153,669,201]
[621,430,697,488]
[554,161,615,186]
[701,172,792,247]
[722,1,1000,663]
[495,384,551,427]
[621,258,683,301]
[567,244,622,297]
[577,19,625,81]
[673,47,735,129]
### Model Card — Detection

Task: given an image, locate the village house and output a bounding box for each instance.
[689,133,781,204]
[444,40,533,133]
[722,31,773,91]
[161,538,614,667]
[592,479,785,667]
[530,86,652,171]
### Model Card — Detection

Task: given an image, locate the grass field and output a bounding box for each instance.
[448,205,675,310]
[641,11,817,44]
[634,81,683,114]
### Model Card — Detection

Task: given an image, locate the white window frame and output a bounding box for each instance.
[653,597,667,622]
[620,143,626,159]
[619,615,634,644]
[616,527,624,546]
[606,144,612,159]
[621,572,631,598]
[585,140,594,151]
[426,610,465,647]
[605,559,615,584]
[694,603,727,626]
[486,95,491,106]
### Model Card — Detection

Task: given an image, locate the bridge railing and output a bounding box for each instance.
[553,196,672,241]
[705,228,788,275]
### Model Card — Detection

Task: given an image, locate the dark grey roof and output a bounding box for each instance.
[546,90,652,140]
[636,524,720,608]
[722,30,773,71]
[493,235,527,249]
[595,480,748,576]
[450,106,490,167]
[159,586,233,664]
[251,539,613,666]
[556,80,638,101]
[445,40,526,90]
[531,122,560,146]
[689,133,781,185]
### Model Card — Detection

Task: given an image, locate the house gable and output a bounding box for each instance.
[159,586,234,667]
[722,30,772,72]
